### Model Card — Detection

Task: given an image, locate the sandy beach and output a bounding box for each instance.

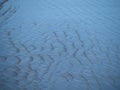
[0,0,120,90]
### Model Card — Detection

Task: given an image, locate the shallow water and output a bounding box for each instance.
[0,0,120,90]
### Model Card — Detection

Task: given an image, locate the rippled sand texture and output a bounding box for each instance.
[0,0,120,90]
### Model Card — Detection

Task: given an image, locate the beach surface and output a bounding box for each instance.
[0,0,120,90]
